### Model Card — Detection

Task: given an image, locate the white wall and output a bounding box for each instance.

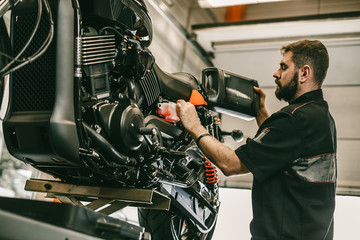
[209,35,360,194]
[212,188,360,240]
[145,0,211,77]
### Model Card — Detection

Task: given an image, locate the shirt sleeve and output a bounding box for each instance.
[235,111,302,182]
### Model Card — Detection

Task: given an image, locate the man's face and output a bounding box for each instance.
[273,51,299,103]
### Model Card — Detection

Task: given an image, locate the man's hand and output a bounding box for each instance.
[176,100,203,133]
[176,100,249,176]
[253,86,270,126]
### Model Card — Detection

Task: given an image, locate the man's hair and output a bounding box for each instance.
[281,40,329,87]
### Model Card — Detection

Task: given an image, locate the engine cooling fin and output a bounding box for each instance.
[139,69,161,106]
[79,34,116,66]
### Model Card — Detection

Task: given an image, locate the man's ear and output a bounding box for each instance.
[300,65,311,83]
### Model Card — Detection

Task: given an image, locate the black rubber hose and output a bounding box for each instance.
[120,0,152,47]
[83,122,136,166]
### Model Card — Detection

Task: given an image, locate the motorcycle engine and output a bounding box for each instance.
[80,26,160,155]
[95,101,145,151]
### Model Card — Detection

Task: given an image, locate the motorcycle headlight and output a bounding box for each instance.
[202,67,260,119]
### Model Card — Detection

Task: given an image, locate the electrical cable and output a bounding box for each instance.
[0,0,42,74]
[30,0,53,57]
[3,0,54,76]
[100,26,126,39]
[0,0,54,78]
[0,51,22,62]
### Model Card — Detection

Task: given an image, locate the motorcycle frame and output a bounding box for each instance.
[1,0,219,234]
[2,0,80,167]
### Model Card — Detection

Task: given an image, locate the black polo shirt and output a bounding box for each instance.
[235,89,337,240]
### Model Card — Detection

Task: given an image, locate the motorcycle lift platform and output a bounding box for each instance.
[25,179,171,214]
[0,179,171,240]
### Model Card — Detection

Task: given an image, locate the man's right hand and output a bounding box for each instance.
[176,100,202,133]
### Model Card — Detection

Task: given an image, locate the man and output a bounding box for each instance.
[176,40,337,240]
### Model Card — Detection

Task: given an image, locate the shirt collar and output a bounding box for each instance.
[291,89,324,104]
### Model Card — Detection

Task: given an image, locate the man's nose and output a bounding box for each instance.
[273,69,280,79]
[273,69,281,79]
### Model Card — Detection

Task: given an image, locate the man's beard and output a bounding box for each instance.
[275,73,299,103]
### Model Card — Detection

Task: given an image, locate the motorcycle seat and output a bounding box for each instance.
[154,64,199,101]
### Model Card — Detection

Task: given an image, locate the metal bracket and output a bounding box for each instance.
[25,179,171,215]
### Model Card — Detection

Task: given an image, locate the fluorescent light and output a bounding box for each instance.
[198,0,288,8]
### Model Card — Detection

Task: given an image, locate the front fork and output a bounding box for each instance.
[160,181,219,234]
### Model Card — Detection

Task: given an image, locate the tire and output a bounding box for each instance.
[138,147,219,239]
[138,207,217,240]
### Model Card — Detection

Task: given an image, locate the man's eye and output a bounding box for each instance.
[281,65,287,70]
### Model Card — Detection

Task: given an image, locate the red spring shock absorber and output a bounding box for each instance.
[204,159,219,184]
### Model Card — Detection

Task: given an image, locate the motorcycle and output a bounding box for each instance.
[0,0,259,239]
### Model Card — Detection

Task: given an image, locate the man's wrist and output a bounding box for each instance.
[189,125,208,140]
[196,132,211,145]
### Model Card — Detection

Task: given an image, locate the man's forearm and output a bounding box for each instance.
[188,125,209,142]
[196,133,249,176]
[256,107,270,127]
[188,124,249,176]
[176,99,249,176]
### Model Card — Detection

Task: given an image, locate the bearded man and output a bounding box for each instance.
[176,40,337,240]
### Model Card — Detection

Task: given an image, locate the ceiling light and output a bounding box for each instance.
[198,0,288,8]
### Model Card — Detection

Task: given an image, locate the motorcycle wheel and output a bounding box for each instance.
[138,208,217,240]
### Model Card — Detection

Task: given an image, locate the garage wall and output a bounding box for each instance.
[244,0,360,20]
[210,29,360,195]
[145,0,213,77]
[190,0,360,195]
